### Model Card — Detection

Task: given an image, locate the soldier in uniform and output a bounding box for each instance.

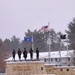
[36,48,39,60]
[29,48,33,60]
[23,48,27,60]
[12,49,16,61]
[17,48,22,61]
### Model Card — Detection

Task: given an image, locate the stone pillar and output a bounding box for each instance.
[45,64,55,74]
[5,61,46,75]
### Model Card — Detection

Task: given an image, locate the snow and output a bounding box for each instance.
[6,61,44,64]
[6,50,74,61]
[45,64,55,66]
[39,50,73,58]
[55,66,75,68]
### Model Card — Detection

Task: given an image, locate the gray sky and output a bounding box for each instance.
[0,0,75,41]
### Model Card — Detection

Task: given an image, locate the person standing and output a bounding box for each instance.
[17,48,22,61]
[12,49,16,61]
[36,48,39,60]
[23,48,27,60]
[29,48,33,60]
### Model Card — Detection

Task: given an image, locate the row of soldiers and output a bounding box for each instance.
[12,48,39,61]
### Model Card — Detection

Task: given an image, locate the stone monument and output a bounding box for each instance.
[5,61,46,75]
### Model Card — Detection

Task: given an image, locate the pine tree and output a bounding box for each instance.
[66,18,75,50]
[66,18,75,65]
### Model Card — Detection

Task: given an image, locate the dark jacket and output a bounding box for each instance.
[23,50,27,58]
[12,49,16,58]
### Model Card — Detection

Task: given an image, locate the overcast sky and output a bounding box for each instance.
[0,0,75,41]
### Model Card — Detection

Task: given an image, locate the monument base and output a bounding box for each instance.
[5,61,46,75]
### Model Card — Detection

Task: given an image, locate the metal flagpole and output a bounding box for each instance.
[60,34,67,66]
[48,22,51,64]
[32,34,34,51]
[66,35,69,65]
[59,35,62,66]
[59,41,62,66]
[67,40,69,65]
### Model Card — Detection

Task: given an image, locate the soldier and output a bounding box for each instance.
[23,48,27,60]
[17,48,22,61]
[36,48,39,60]
[29,48,33,60]
[12,49,16,61]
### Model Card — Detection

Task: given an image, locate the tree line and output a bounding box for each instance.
[0,28,67,72]
[1,18,75,72]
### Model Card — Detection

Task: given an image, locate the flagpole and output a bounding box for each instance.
[48,22,51,64]
[32,33,34,52]
[59,41,61,66]
[66,35,69,65]
[60,35,64,66]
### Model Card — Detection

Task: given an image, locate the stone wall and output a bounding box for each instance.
[45,64,75,75]
[45,64,56,74]
[5,61,46,75]
[55,67,75,75]
[5,61,75,75]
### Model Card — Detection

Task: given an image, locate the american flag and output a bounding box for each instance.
[40,26,48,32]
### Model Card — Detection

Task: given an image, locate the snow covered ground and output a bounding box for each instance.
[0,73,5,75]
[6,50,73,61]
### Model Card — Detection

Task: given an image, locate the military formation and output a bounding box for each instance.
[12,48,39,61]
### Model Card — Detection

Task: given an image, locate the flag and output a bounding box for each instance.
[60,34,66,39]
[24,37,32,42]
[40,26,48,32]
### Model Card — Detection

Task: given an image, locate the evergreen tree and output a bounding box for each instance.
[66,18,75,50]
[22,29,65,52]
[66,18,75,65]
[11,35,20,50]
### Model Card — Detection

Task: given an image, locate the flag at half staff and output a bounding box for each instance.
[24,37,32,42]
[40,25,49,32]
